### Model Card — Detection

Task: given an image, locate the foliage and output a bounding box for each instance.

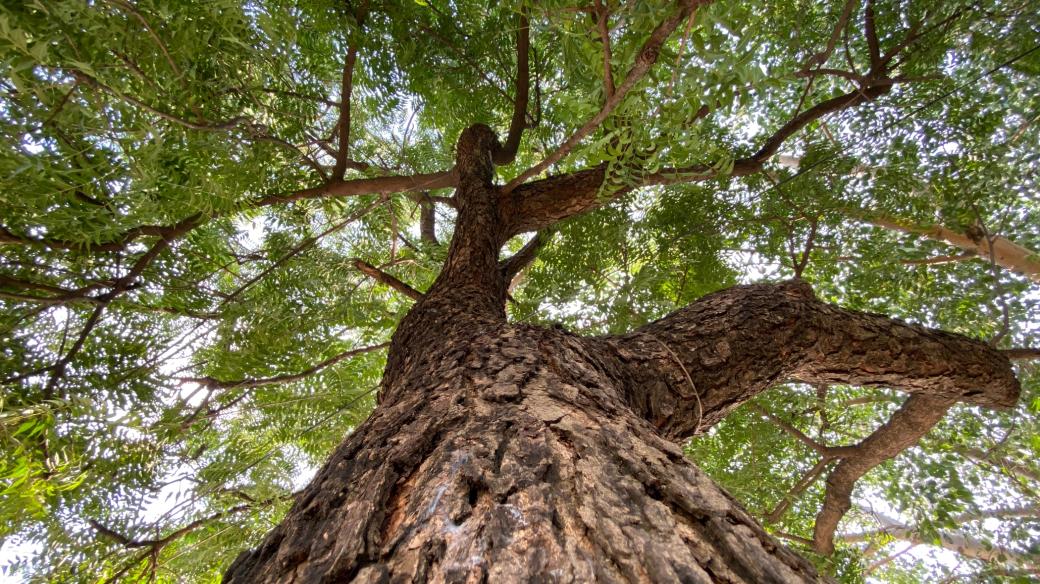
[0,0,1038,582]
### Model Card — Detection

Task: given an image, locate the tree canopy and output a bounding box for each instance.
[0,0,1038,581]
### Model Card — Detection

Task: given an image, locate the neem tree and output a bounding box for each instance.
[1,0,1038,582]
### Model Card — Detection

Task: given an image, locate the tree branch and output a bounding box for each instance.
[956,446,1040,484]
[92,493,287,583]
[851,209,1040,283]
[500,229,554,283]
[502,0,702,192]
[602,281,1018,440]
[178,342,388,390]
[840,505,1037,565]
[598,281,1020,555]
[497,0,965,238]
[353,259,423,301]
[255,171,455,207]
[595,0,616,98]
[863,0,882,70]
[765,457,833,524]
[747,403,856,458]
[812,394,952,554]
[900,252,978,265]
[2,171,454,255]
[802,0,859,72]
[419,194,439,245]
[1003,347,1040,361]
[491,8,530,166]
[499,84,891,237]
[331,42,360,180]
[105,0,185,82]
[0,215,208,253]
[35,214,202,395]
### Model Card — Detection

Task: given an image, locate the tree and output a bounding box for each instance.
[1,0,1038,582]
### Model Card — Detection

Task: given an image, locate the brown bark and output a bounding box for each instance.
[604,280,1017,439]
[224,319,824,583]
[490,10,530,166]
[223,125,1021,583]
[419,195,439,245]
[811,394,951,554]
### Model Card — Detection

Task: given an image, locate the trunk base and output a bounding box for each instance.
[225,324,821,583]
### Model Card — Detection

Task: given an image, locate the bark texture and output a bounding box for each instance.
[225,321,822,583]
[223,124,1021,583]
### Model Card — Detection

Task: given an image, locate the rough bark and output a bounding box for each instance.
[223,125,1021,583]
[604,280,1017,440]
[224,320,824,583]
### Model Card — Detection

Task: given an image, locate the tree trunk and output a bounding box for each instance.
[224,317,824,583]
[223,124,1019,583]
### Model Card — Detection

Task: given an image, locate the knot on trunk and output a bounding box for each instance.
[455,124,501,186]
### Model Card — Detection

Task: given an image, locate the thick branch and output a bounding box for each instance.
[500,229,554,282]
[812,394,952,554]
[421,124,507,316]
[600,282,1019,556]
[595,0,616,98]
[491,9,530,165]
[602,281,1018,440]
[747,84,890,165]
[499,84,890,237]
[863,0,882,69]
[419,195,438,245]
[1003,347,1040,361]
